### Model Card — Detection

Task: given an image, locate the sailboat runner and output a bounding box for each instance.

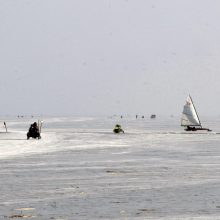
[181,95,211,131]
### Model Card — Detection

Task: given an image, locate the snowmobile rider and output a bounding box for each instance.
[27,122,41,139]
[113,124,124,134]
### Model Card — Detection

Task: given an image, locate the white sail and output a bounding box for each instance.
[181,95,201,127]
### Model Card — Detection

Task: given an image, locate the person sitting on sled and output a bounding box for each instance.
[27,122,41,139]
[113,124,124,133]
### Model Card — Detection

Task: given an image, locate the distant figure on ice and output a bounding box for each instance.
[151,114,156,119]
[113,124,124,134]
[27,122,41,139]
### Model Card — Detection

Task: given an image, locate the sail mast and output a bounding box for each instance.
[189,94,202,128]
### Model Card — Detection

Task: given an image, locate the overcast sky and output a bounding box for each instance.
[0,0,220,116]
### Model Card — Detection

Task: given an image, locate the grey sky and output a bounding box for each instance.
[0,0,220,116]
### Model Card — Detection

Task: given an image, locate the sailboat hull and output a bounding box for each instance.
[184,127,212,132]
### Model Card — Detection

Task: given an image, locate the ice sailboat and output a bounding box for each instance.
[181,95,211,131]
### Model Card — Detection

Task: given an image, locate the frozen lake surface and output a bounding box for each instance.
[1,116,220,219]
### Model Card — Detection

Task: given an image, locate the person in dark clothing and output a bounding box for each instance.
[27,122,41,139]
[113,124,124,134]
[185,126,196,131]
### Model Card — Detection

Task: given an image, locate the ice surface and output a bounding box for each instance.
[1,116,220,219]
